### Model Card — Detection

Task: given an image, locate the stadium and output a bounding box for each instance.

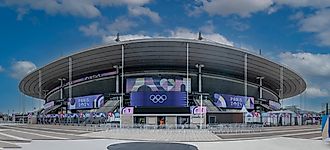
[19,38,306,126]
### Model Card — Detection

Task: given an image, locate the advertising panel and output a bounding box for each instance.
[130,91,187,107]
[190,106,207,115]
[122,107,134,115]
[68,94,104,110]
[269,100,281,110]
[213,93,254,109]
[126,77,191,93]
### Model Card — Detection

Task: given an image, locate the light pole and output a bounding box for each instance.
[256,76,264,99]
[113,65,121,93]
[195,64,205,93]
[195,64,204,129]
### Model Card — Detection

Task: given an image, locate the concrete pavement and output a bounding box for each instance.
[0,124,325,149]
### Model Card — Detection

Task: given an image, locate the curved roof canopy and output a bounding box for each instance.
[19,38,306,99]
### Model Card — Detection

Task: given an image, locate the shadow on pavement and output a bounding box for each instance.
[107,142,198,150]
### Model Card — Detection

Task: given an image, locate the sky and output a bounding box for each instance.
[0,0,330,113]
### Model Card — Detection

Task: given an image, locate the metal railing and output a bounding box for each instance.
[208,123,264,134]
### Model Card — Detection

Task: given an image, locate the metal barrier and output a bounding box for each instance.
[83,123,263,134]
[34,115,264,134]
[208,123,264,134]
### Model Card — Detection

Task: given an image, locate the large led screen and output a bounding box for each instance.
[126,77,191,93]
[213,93,254,109]
[68,94,104,110]
[130,91,187,107]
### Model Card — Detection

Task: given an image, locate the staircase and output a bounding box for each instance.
[96,99,120,113]
[41,104,62,115]
[194,98,221,112]
[83,99,120,124]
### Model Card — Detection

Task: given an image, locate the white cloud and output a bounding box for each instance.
[107,17,138,33]
[100,27,234,46]
[128,6,161,23]
[226,20,250,31]
[274,0,330,8]
[79,22,105,37]
[198,21,215,34]
[94,0,152,6]
[305,86,329,97]
[279,52,330,99]
[10,61,36,79]
[79,17,138,38]
[298,9,330,46]
[16,7,28,21]
[189,0,330,18]
[1,0,101,18]
[81,20,234,46]
[279,52,330,77]
[1,0,154,19]
[102,34,152,43]
[169,28,234,46]
[289,11,304,20]
[192,0,273,17]
[0,65,4,72]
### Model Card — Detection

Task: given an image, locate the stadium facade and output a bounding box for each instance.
[19,38,306,126]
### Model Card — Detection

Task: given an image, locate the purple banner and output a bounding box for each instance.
[213,93,254,109]
[68,94,104,110]
[190,106,207,115]
[122,107,134,115]
[130,91,187,107]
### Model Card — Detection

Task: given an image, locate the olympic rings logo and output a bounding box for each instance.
[149,94,167,103]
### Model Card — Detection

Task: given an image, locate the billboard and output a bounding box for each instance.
[67,94,104,110]
[130,91,187,107]
[213,93,254,109]
[269,100,281,110]
[126,77,191,93]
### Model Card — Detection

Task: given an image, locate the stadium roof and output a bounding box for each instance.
[19,38,306,99]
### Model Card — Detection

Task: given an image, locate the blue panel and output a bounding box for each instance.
[68,94,104,110]
[213,93,255,109]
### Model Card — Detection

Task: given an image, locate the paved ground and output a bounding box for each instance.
[217,125,322,140]
[84,128,220,142]
[0,124,326,149]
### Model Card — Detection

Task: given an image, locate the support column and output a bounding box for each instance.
[120,44,124,128]
[244,54,248,97]
[256,77,264,99]
[113,65,120,93]
[59,79,64,99]
[200,94,203,129]
[195,64,205,93]
[186,42,189,107]
[38,70,42,109]
[280,66,284,104]
[69,57,72,100]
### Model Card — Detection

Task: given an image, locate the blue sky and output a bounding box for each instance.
[0,0,330,113]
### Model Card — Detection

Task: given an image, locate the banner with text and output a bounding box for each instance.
[213,93,254,109]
